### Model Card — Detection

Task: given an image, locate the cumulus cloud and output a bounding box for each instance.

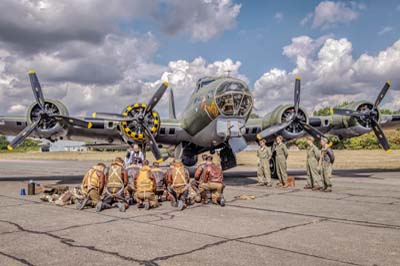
[159,0,241,41]
[254,36,400,115]
[0,0,243,117]
[301,1,364,29]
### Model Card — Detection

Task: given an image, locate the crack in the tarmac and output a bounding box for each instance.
[0,219,159,266]
[0,188,395,265]
[0,250,36,266]
[147,219,365,266]
[227,204,400,230]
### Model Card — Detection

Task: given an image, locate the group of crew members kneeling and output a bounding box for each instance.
[76,154,225,212]
[257,135,335,192]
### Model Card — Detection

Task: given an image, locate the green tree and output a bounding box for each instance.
[0,135,9,150]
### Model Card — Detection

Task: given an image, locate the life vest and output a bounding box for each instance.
[136,166,154,193]
[152,168,165,190]
[172,165,187,188]
[106,162,124,195]
[208,164,223,183]
[81,165,103,194]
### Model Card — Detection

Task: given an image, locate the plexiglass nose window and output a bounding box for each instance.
[215,82,252,117]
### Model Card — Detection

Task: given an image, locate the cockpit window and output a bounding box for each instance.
[215,82,252,117]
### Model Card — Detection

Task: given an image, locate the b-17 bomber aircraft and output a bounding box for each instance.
[1,71,399,174]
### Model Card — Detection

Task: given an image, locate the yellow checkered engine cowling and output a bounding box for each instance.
[120,103,160,143]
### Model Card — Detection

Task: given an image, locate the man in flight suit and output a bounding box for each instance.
[305,136,322,190]
[96,157,128,212]
[166,159,190,210]
[151,161,167,202]
[76,163,106,210]
[199,156,225,206]
[320,138,334,192]
[134,160,158,209]
[257,139,272,187]
[275,135,289,188]
[125,160,141,205]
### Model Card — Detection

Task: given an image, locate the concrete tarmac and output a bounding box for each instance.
[0,160,400,266]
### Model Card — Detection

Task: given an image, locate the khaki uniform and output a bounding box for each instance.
[257,146,272,185]
[152,167,166,201]
[125,164,140,201]
[80,165,105,207]
[275,143,288,185]
[199,163,225,205]
[321,147,334,189]
[134,166,158,208]
[166,164,190,207]
[306,144,322,188]
[97,161,128,212]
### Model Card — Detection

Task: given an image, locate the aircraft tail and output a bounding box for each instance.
[169,89,176,119]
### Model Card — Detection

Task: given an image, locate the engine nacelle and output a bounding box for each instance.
[27,99,69,139]
[330,100,378,138]
[261,104,309,140]
[119,103,160,145]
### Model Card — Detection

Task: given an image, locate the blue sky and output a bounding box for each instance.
[133,0,400,84]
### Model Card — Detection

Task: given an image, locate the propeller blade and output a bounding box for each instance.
[50,115,93,128]
[332,108,362,117]
[374,81,391,108]
[301,121,326,141]
[92,112,132,122]
[143,125,166,162]
[371,118,391,152]
[256,120,292,141]
[145,81,169,114]
[28,70,45,110]
[294,76,301,115]
[7,119,41,150]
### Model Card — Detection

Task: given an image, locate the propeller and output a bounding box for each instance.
[7,71,92,150]
[333,81,392,152]
[257,76,328,142]
[92,81,169,162]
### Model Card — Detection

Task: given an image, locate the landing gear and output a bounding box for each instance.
[219,145,237,170]
[269,152,278,179]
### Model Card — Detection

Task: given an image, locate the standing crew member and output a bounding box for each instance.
[320,138,334,192]
[152,162,167,202]
[275,135,289,188]
[96,157,128,212]
[305,136,322,190]
[257,139,272,187]
[125,144,144,168]
[134,160,158,209]
[76,163,106,210]
[166,159,190,210]
[199,156,225,206]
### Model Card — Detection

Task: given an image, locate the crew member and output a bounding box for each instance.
[125,161,141,204]
[166,159,190,210]
[134,160,158,209]
[305,136,322,190]
[76,163,106,210]
[194,154,208,184]
[165,160,175,201]
[191,155,208,203]
[275,135,289,188]
[152,161,167,202]
[257,139,272,187]
[96,157,128,212]
[320,138,334,192]
[199,156,225,206]
[125,144,144,168]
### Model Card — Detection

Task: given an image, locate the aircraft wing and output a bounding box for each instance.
[379,114,400,129]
